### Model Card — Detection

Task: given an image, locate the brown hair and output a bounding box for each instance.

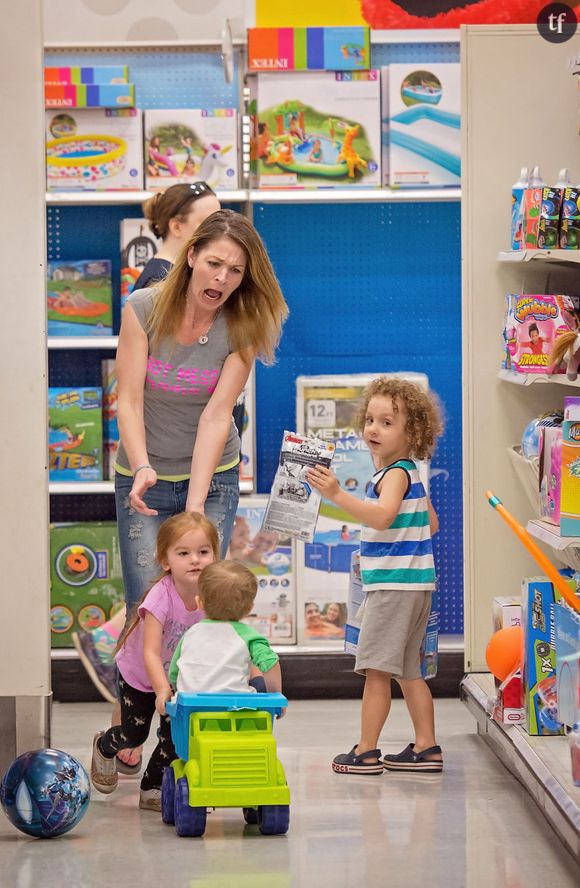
[142,182,217,240]
[116,512,219,653]
[354,377,444,461]
[197,560,257,622]
[146,209,288,364]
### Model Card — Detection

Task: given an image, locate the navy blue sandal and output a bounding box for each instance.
[382,743,443,773]
[332,746,384,775]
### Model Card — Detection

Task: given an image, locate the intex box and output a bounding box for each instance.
[387,62,460,188]
[251,70,381,189]
[521,577,566,735]
[144,109,239,191]
[46,107,143,191]
[226,496,296,644]
[50,522,124,647]
[47,259,112,336]
[48,387,103,482]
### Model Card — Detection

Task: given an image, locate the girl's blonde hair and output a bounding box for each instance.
[197,560,257,622]
[146,209,288,364]
[549,330,578,372]
[355,377,444,461]
[116,512,219,653]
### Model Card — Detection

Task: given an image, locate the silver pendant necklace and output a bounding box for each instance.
[197,308,220,345]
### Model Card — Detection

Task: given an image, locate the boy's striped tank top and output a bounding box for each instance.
[360,458,436,592]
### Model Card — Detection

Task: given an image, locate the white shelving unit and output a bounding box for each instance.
[498,369,580,388]
[46,190,248,206]
[50,479,254,494]
[498,250,580,265]
[48,336,118,350]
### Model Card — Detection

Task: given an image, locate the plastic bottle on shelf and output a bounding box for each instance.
[510,166,529,250]
[538,168,569,250]
[560,173,580,250]
[522,166,544,250]
[570,723,580,786]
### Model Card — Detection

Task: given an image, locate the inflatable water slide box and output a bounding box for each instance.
[48,387,103,483]
[143,109,239,192]
[387,62,460,188]
[252,70,381,189]
[47,259,112,335]
[46,107,144,191]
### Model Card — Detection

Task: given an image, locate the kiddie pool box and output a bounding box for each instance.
[295,371,429,646]
[387,62,460,188]
[50,522,124,648]
[226,495,296,644]
[555,600,580,729]
[251,70,381,189]
[46,107,143,191]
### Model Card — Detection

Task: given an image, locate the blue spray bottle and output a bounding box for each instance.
[510,166,529,250]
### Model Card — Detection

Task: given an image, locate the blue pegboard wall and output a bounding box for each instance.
[46,41,464,634]
[253,201,463,635]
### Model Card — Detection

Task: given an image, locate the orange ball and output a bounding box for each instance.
[485,626,524,681]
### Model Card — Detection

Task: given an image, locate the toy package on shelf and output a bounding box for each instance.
[262,430,335,543]
[226,496,296,644]
[238,365,256,491]
[48,387,103,482]
[247,27,370,72]
[250,70,381,189]
[47,259,112,335]
[521,576,567,735]
[50,522,124,647]
[46,108,143,191]
[560,395,580,536]
[555,601,580,728]
[385,62,460,188]
[120,218,161,308]
[102,360,119,481]
[492,596,522,632]
[503,293,580,374]
[295,372,428,646]
[143,110,239,191]
[45,65,134,109]
[538,425,562,526]
[560,186,580,250]
[345,552,439,678]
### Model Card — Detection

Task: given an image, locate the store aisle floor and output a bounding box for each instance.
[0,699,577,887]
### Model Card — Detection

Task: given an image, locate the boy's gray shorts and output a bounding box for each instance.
[354,589,432,680]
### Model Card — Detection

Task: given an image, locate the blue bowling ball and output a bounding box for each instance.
[0,748,90,838]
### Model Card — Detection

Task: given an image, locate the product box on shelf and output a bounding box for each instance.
[521,576,567,735]
[492,596,522,632]
[492,671,525,724]
[102,360,119,481]
[120,218,161,308]
[537,185,565,251]
[345,551,439,678]
[386,62,460,188]
[538,426,562,526]
[503,293,579,374]
[250,70,381,189]
[560,186,580,250]
[46,107,144,191]
[560,396,580,536]
[47,259,112,335]
[48,387,103,482]
[50,522,124,647]
[226,496,296,644]
[143,109,239,191]
[380,67,389,186]
[521,185,543,249]
[295,372,429,646]
[247,26,370,72]
[45,66,129,85]
[45,83,135,110]
[555,601,580,728]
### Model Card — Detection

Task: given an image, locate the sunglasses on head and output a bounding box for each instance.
[189,181,210,196]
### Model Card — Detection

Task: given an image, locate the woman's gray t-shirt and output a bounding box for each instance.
[115,288,240,478]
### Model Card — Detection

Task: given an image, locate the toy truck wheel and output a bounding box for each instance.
[174,777,207,837]
[257,804,290,835]
[242,807,258,825]
[161,767,175,825]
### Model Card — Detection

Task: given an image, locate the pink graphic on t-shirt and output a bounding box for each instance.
[146,355,219,396]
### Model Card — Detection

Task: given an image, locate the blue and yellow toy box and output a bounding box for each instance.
[521,577,567,735]
[50,522,124,647]
[48,387,103,482]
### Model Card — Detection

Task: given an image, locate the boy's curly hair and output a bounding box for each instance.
[354,377,444,461]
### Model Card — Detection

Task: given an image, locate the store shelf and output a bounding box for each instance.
[249,187,461,204]
[371,29,459,44]
[506,446,540,513]
[498,368,580,387]
[46,189,247,206]
[49,478,254,495]
[527,519,580,550]
[498,249,580,265]
[48,336,118,350]
[461,672,580,862]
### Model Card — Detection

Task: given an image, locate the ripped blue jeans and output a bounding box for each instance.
[114,467,239,615]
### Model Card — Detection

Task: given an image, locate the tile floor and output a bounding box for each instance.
[0,699,578,888]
